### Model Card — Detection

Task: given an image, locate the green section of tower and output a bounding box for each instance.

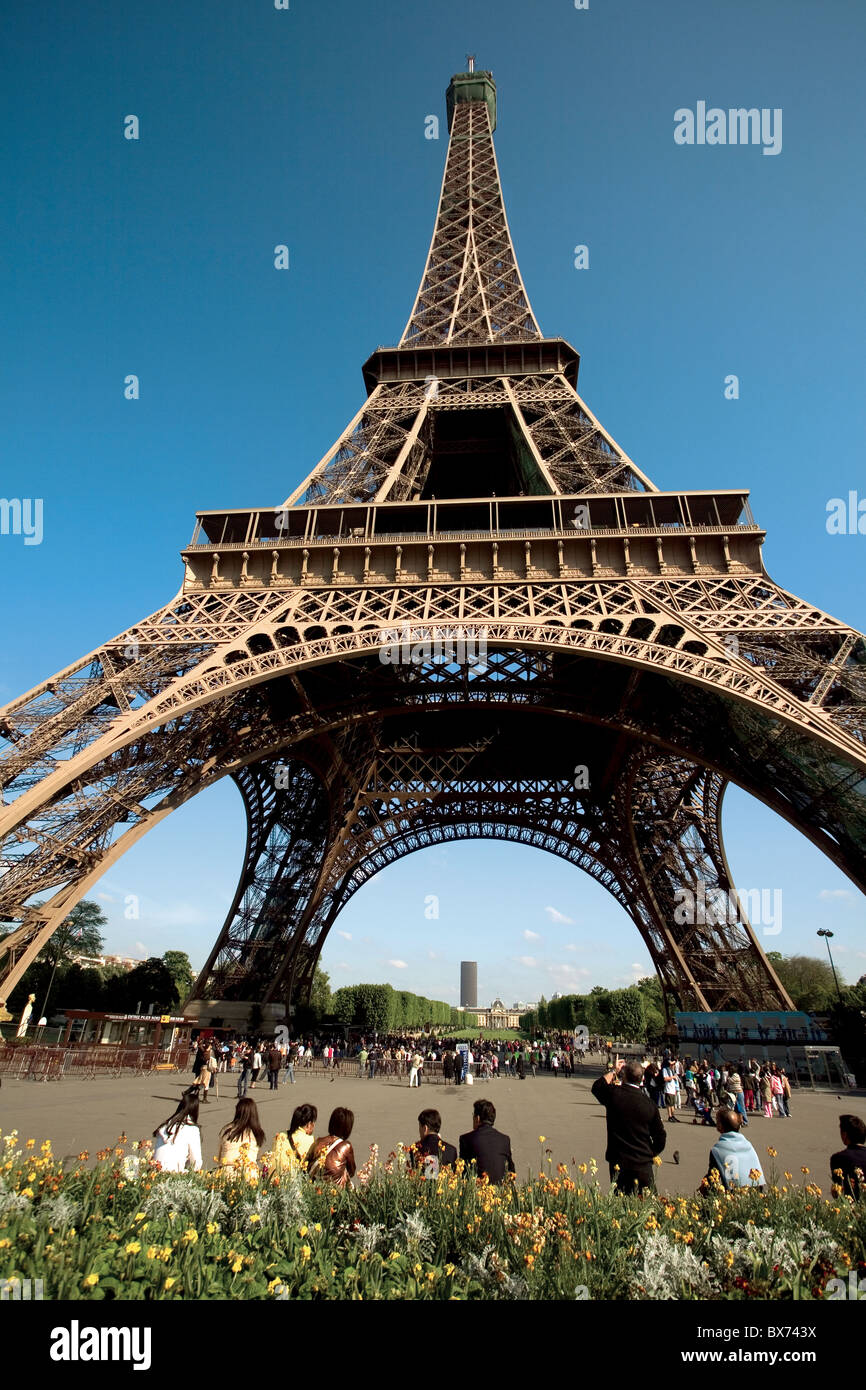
[446,70,496,132]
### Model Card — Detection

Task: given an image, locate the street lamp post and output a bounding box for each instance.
[817,929,843,1004]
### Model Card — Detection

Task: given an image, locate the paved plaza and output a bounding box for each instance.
[1,1064,861,1196]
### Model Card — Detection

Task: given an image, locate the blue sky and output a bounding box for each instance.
[2,1,864,1002]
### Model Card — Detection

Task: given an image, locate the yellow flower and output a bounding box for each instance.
[21,1188,33,1199]
[300,1244,311,1261]
[0,1240,10,1250]
[652,1156,662,1167]
[766,1147,777,1158]
[314,1223,322,1233]
[125,1241,141,1255]
[83,1273,99,1287]
[249,1214,261,1224]
[801,1166,810,1175]
[164,1277,177,1290]
[538,1136,546,1144]
[784,1171,793,1181]
[146,1247,158,1260]
[444,1263,455,1276]
[231,1258,243,1273]
[206,1222,218,1235]
[134,1212,146,1222]
[299,1225,309,1237]
[25,1139,35,1149]
[182,1228,198,1245]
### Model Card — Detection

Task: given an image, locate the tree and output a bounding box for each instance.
[45,900,107,969]
[584,988,612,1034]
[772,954,840,1013]
[162,951,196,1005]
[105,957,179,1013]
[309,967,332,1019]
[827,982,866,1084]
[332,986,356,1027]
[354,983,392,1034]
[4,899,108,1018]
[635,975,666,1038]
[607,987,646,1042]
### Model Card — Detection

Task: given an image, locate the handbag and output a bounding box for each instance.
[308,1137,343,1178]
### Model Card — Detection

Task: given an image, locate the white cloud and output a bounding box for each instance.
[428,951,437,959]
[516,956,538,968]
[544,906,574,925]
[134,942,148,955]
[548,963,591,979]
[618,963,653,984]
[389,959,408,969]
[97,892,116,903]
[523,930,541,941]
[337,931,352,940]
[336,961,350,970]
[819,889,852,900]
[563,943,578,952]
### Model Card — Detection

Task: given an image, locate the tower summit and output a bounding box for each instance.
[1,70,863,1030]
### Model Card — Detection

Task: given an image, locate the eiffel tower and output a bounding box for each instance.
[2,66,864,1031]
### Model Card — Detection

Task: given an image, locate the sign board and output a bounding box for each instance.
[105,1014,190,1025]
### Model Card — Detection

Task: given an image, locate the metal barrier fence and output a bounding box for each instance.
[0,1044,187,1081]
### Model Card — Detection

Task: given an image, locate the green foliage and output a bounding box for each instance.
[772,954,841,1013]
[110,958,180,1014]
[0,1137,861,1301]
[162,952,195,1004]
[827,978,866,1084]
[329,983,452,1033]
[607,987,646,1042]
[332,987,357,1027]
[47,900,107,967]
[309,967,332,1019]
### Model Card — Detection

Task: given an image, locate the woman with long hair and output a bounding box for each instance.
[265,1103,318,1174]
[217,1097,265,1179]
[152,1087,203,1172]
[308,1107,356,1188]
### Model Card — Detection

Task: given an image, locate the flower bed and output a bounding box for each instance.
[0,1130,863,1300]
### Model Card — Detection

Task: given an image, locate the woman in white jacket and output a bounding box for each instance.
[152,1089,203,1172]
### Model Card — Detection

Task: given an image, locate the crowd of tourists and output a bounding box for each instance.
[639,1052,793,1125]
[151,1089,514,1187]
[188,1033,598,1097]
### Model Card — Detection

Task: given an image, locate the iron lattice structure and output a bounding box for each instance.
[2,69,865,1025]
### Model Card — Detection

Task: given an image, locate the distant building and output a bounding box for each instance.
[69,953,145,973]
[460,961,478,1009]
[467,997,525,1029]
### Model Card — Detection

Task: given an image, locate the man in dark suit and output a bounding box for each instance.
[592,1058,666,1192]
[410,1108,458,1177]
[830,1113,866,1198]
[459,1099,515,1183]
